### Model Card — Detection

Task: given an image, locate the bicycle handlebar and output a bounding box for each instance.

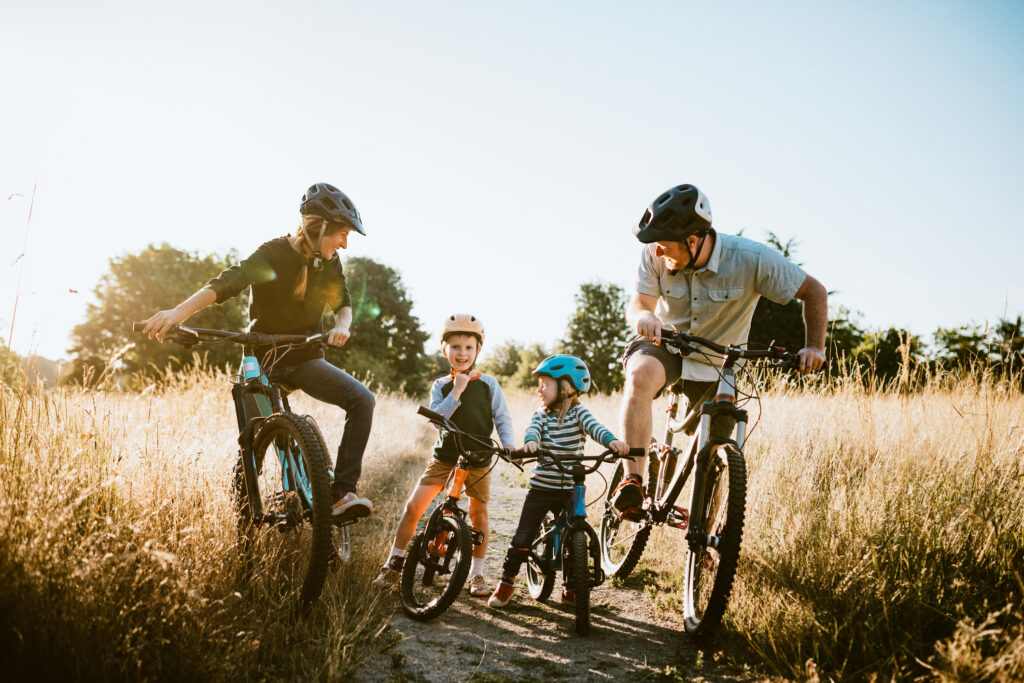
[661,330,797,364]
[132,323,326,348]
[416,406,523,470]
[509,447,646,476]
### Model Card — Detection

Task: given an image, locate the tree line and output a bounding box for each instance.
[3,242,1018,395]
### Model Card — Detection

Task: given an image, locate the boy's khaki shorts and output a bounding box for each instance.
[417,458,491,503]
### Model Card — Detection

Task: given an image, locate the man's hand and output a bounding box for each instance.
[327,325,351,347]
[522,441,539,454]
[608,439,629,455]
[636,311,663,344]
[796,347,826,374]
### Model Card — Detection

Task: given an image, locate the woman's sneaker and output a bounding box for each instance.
[372,556,404,589]
[487,578,515,608]
[467,574,490,597]
[332,491,373,519]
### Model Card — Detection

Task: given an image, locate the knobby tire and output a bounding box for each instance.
[400,513,472,621]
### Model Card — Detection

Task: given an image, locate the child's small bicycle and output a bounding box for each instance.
[515,446,644,636]
[132,323,356,609]
[401,406,520,621]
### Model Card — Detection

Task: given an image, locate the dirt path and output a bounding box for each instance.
[357,468,762,682]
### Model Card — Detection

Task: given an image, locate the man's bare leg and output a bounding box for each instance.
[618,353,666,484]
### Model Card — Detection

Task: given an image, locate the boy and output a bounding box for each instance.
[373,314,515,596]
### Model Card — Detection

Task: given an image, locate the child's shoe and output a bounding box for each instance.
[487,577,515,608]
[560,586,575,605]
[372,556,403,589]
[467,574,490,597]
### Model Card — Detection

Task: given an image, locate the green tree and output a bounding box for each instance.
[1,336,27,390]
[932,323,990,368]
[993,315,1023,377]
[477,340,523,385]
[559,281,631,393]
[324,256,430,395]
[67,244,248,384]
[854,328,923,385]
[826,306,866,375]
[508,343,551,390]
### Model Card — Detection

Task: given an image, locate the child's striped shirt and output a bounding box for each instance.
[524,403,616,490]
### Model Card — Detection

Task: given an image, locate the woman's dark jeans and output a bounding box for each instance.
[271,358,375,497]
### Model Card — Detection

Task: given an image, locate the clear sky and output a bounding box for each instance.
[2,0,1022,361]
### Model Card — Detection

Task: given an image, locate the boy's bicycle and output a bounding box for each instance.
[402,406,520,621]
[598,330,796,634]
[517,447,644,636]
[132,323,356,609]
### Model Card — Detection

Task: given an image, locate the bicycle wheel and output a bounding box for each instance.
[400,512,472,621]
[246,412,334,609]
[682,443,746,635]
[600,459,653,578]
[568,529,592,636]
[526,514,555,602]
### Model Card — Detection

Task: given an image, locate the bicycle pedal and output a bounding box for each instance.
[668,505,689,530]
[470,529,485,546]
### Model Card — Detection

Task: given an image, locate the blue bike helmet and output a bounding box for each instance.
[532,354,592,393]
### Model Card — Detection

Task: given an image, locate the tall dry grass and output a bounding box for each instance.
[634,372,1024,680]
[3,368,1022,680]
[0,368,433,680]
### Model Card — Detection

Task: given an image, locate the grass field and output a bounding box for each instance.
[2,369,1022,680]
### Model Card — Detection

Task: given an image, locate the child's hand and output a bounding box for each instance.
[523,441,539,454]
[452,372,471,396]
[609,439,630,455]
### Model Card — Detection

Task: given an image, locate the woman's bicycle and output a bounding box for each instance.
[517,447,644,636]
[598,330,796,634]
[132,323,355,609]
[401,406,520,621]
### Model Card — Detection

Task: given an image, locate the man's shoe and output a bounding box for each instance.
[332,491,373,519]
[467,574,490,597]
[487,578,515,608]
[560,586,575,605]
[611,474,644,512]
[372,556,404,589]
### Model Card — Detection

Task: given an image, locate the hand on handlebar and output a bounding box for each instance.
[326,325,350,347]
[636,311,662,344]
[795,347,826,374]
[522,441,539,454]
[608,439,630,456]
[141,309,187,341]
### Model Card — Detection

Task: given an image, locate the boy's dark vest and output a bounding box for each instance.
[432,377,494,465]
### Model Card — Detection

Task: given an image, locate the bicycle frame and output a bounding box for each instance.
[232,350,320,525]
[529,463,605,587]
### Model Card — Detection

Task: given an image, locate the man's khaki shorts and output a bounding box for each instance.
[416,458,491,503]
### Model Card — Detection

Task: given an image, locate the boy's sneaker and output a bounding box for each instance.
[611,474,644,515]
[560,586,575,605]
[487,578,515,608]
[467,574,490,597]
[372,556,404,589]
[332,491,373,519]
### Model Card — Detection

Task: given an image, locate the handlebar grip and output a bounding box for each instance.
[417,406,446,423]
[627,447,646,458]
[132,322,146,333]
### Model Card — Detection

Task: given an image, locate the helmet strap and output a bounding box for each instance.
[300,217,325,268]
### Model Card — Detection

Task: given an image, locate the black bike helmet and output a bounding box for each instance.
[632,184,712,244]
[300,183,365,235]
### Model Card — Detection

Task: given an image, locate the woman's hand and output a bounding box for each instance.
[327,325,351,347]
[522,441,539,454]
[609,439,630,455]
[142,308,188,341]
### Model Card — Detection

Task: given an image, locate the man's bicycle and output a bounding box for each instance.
[517,447,644,636]
[401,406,520,621]
[598,330,796,634]
[132,323,356,609]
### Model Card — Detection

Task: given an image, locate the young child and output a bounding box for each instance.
[488,354,629,608]
[372,314,516,596]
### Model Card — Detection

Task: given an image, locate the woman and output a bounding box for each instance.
[142,183,376,519]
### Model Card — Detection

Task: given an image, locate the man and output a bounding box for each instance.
[611,184,827,514]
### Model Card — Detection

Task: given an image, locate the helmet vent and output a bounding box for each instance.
[325,184,337,192]
[656,192,671,205]
[342,198,353,211]
[639,210,652,228]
